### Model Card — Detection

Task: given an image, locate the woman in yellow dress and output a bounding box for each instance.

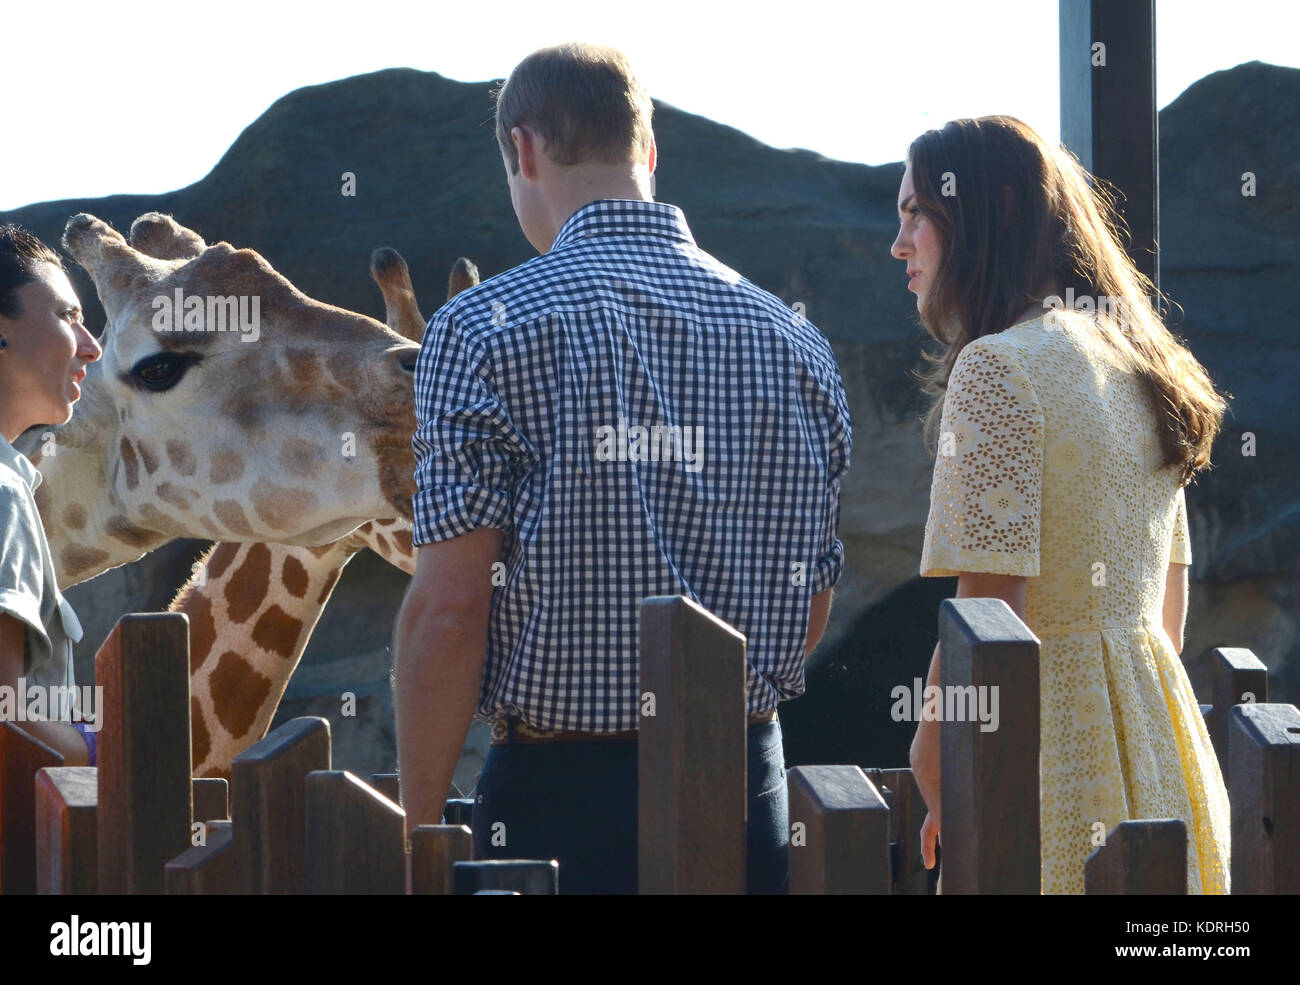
[894,116,1231,894]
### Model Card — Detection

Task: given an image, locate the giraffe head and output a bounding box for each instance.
[30,213,422,585]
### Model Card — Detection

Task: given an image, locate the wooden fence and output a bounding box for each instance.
[1,601,1297,894]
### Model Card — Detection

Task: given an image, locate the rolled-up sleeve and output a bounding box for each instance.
[811,368,852,595]
[0,481,46,643]
[411,309,531,546]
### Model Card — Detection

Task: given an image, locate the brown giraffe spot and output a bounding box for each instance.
[32,479,51,519]
[306,543,337,558]
[191,697,211,768]
[137,502,176,535]
[249,479,318,531]
[210,651,272,740]
[105,514,155,548]
[252,605,304,659]
[120,438,139,489]
[374,533,391,556]
[225,544,272,624]
[282,555,309,598]
[200,517,223,538]
[316,568,342,604]
[394,528,413,555]
[156,482,196,509]
[139,441,161,475]
[280,437,324,478]
[205,543,239,582]
[213,500,256,537]
[185,589,217,674]
[210,450,245,484]
[61,544,110,578]
[165,439,197,476]
[62,504,86,530]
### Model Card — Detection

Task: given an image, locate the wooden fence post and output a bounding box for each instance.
[787,765,890,894]
[1085,819,1187,894]
[230,716,331,894]
[165,820,236,894]
[409,824,472,895]
[1205,647,1269,789]
[192,777,229,823]
[1229,702,1300,894]
[938,597,1040,894]
[34,766,98,895]
[305,770,405,893]
[0,723,62,893]
[862,767,931,894]
[638,596,747,894]
[96,613,192,894]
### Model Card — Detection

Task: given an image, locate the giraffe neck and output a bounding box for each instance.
[176,520,415,779]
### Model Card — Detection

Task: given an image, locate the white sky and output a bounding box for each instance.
[4,0,1297,211]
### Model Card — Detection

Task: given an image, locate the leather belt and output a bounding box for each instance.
[490,708,778,746]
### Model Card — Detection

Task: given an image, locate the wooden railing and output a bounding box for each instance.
[1,601,1296,894]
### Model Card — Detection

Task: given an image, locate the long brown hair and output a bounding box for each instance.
[909,115,1228,486]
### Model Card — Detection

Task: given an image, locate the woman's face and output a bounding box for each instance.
[0,261,102,436]
[891,162,943,310]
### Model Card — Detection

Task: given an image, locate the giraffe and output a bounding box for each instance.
[18,212,422,589]
[128,222,477,777]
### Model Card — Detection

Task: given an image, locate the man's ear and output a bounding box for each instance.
[514,125,540,180]
[648,136,657,174]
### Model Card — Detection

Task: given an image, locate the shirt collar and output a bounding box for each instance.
[0,432,41,493]
[550,199,696,252]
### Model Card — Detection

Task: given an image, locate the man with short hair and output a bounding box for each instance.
[394,42,851,894]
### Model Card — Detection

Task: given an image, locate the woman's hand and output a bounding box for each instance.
[920,811,941,870]
[911,721,942,869]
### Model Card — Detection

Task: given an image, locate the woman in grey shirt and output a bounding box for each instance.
[0,224,103,764]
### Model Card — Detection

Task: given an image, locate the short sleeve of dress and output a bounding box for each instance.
[0,479,47,639]
[920,340,1044,578]
[1170,486,1192,566]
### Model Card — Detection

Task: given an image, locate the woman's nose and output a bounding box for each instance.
[891,230,910,260]
[80,327,103,362]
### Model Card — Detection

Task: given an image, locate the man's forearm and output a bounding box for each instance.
[394,601,487,832]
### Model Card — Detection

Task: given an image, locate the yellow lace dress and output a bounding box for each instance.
[919,310,1230,894]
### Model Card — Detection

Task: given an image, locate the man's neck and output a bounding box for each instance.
[542,164,654,250]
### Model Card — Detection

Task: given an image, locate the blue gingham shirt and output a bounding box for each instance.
[412,199,851,731]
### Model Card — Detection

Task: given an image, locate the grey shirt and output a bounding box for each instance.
[0,433,82,720]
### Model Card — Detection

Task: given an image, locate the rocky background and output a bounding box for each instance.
[2,60,1295,778]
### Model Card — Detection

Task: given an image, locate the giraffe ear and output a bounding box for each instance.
[129,212,207,261]
[447,257,480,300]
[370,247,426,343]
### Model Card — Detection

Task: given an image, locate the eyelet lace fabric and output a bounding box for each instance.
[920,311,1229,895]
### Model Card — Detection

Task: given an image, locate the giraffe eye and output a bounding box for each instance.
[131,352,199,392]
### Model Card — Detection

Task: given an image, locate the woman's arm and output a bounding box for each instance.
[0,614,89,766]
[1162,562,1188,654]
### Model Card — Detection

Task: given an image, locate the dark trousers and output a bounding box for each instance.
[470,719,790,894]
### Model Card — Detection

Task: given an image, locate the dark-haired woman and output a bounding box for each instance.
[0,224,103,764]
[894,117,1230,894]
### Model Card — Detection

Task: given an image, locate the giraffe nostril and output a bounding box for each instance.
[398,349,418,373]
